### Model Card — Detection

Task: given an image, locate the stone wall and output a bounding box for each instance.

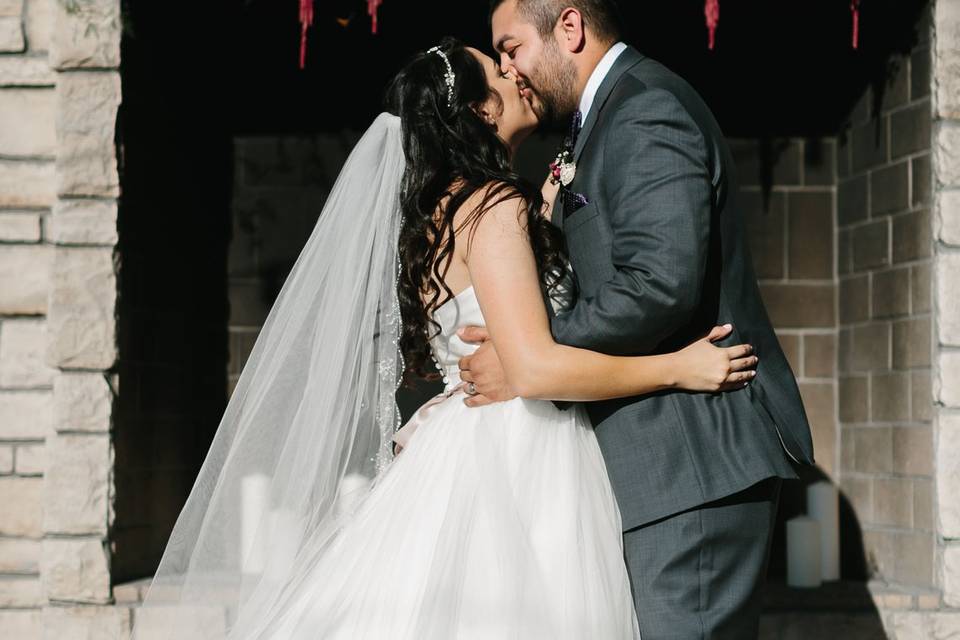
[0,0,124,636]
[835,12,938,598]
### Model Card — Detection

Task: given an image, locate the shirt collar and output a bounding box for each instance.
[578,41,628,123]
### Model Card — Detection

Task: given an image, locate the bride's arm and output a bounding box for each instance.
[463,196,754,403]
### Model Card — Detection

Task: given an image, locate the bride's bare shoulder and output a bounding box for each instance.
[452,180,529,234]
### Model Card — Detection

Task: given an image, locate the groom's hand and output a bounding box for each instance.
[457,326,516,407]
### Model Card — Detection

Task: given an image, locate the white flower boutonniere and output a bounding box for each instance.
[549,148,576,187]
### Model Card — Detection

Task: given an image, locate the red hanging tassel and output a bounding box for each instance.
[299,0,314,69]
[705,0,719,50]
[368,0,382,34]
[851,0,860,49]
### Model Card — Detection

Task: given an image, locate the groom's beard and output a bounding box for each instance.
[526,42,579,129]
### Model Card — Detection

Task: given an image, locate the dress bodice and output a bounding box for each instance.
[428,286,483,393]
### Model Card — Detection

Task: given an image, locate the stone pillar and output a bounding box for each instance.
[39,0,126,635]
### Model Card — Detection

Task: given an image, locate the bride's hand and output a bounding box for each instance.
[670,324,757,393]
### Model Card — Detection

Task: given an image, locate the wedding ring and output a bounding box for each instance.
[465,382,478,396]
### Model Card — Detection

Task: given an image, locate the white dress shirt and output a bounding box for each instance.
[578,41,628,123]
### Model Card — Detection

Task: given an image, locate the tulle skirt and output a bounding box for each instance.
[230,395,640,639]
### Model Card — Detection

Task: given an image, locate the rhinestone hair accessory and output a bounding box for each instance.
[426,45,456,107]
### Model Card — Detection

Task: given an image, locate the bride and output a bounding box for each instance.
[130,38,757,640]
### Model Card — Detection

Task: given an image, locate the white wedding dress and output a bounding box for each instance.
[230,284,641,639]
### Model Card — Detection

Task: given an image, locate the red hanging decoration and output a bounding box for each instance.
[299,0,314,69]
[704,0,719,50]
[850,0,860,49]
[368,0,382,34]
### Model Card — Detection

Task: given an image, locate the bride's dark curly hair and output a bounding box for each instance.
[384,37,569,385]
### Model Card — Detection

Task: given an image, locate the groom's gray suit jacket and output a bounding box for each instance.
[550,46,814,531]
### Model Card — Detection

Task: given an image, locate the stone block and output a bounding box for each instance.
[0,444,10,472]
[851,322,890,372]
[884,57,911,112]
[55,71,120,197]
[838,174,868,226]
[913,154,931,207]
[935,0,960,119]
[0,537,40,574]
[25,0,52,52]
[0,54,55,86]
[131,604,227,640]
[15,442,43,474]
[43,432,110,535]
[873,477,913,528]
[50,198,117,245]
[0,390,52,438]
[742,190,785,280]
[871,371,911,422]
[915,478,934,531]
[0,211,42,241]
[48,0,120,69]
[893,425,933,476]
[911,46,931,101]
[946,544,960,607]
[838,132,852,179]
[803,138,836,186]
[839,275,869,324]
[53,372,112,432]
[0,575,43,606]
[841,475,872,521]
[0,15,25,52]
[0,243,52,314]
[840,375,869,423]
[41,537,110,602]
[893,208,932,263]
[938,253,960,346]
[840,426,855,472]
[912,262,931,313]
[0,159,54,206]
[852,219,890,272]
[787,191,833,279]
[872,267,911,319]
[0,475,42,537]
[839,228,852,275]
[42,606,131,640]
[46,247,117,369]
[799,382,835,477]
[889,611,960,640]
[0,0,21,16]
[913,370,933,422]
[839,327,852,374]
[804,333,835,379]
[937,412,960,537]
[871,161,910,216]
[0,319,56,387]
[854,427,893,473]
[0,87,55,156]
[937,124,960,187]
[852,119,888,173]
[758,283,834,329]
[0,610,41,639]
[893,531,934,587]
[891,101,932,159]
[893,316,932,369]
[776,332,800,376]
[939,189,960,246]
[941,351,960,408]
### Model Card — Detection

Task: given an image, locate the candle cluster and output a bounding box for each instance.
[786,481,840,588]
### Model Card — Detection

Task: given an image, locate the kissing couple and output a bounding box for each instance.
[131,1,814,639]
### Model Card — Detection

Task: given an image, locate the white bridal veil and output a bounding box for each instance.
[130,112,406,638]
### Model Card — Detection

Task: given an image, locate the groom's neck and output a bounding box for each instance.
[572,39,617,105]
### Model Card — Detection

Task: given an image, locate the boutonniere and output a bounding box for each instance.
[549,148,576,187]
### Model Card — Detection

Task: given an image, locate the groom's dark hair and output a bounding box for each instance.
[489,0,623,44]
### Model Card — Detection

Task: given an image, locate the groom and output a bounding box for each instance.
[458,1,816,637]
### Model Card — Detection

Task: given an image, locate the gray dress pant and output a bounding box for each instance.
[623,477,782,639]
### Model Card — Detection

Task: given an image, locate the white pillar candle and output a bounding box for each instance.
[806,480,840,581]
[241,472,271,574]
[786,516,822,588]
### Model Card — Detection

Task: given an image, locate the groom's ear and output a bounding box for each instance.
[556,7,586,54]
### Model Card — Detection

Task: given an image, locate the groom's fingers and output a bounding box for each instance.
[459,370,475,383]
[457,326,490,344]
[464,393,493,408]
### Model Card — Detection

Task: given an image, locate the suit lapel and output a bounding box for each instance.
[573,46,645,163]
